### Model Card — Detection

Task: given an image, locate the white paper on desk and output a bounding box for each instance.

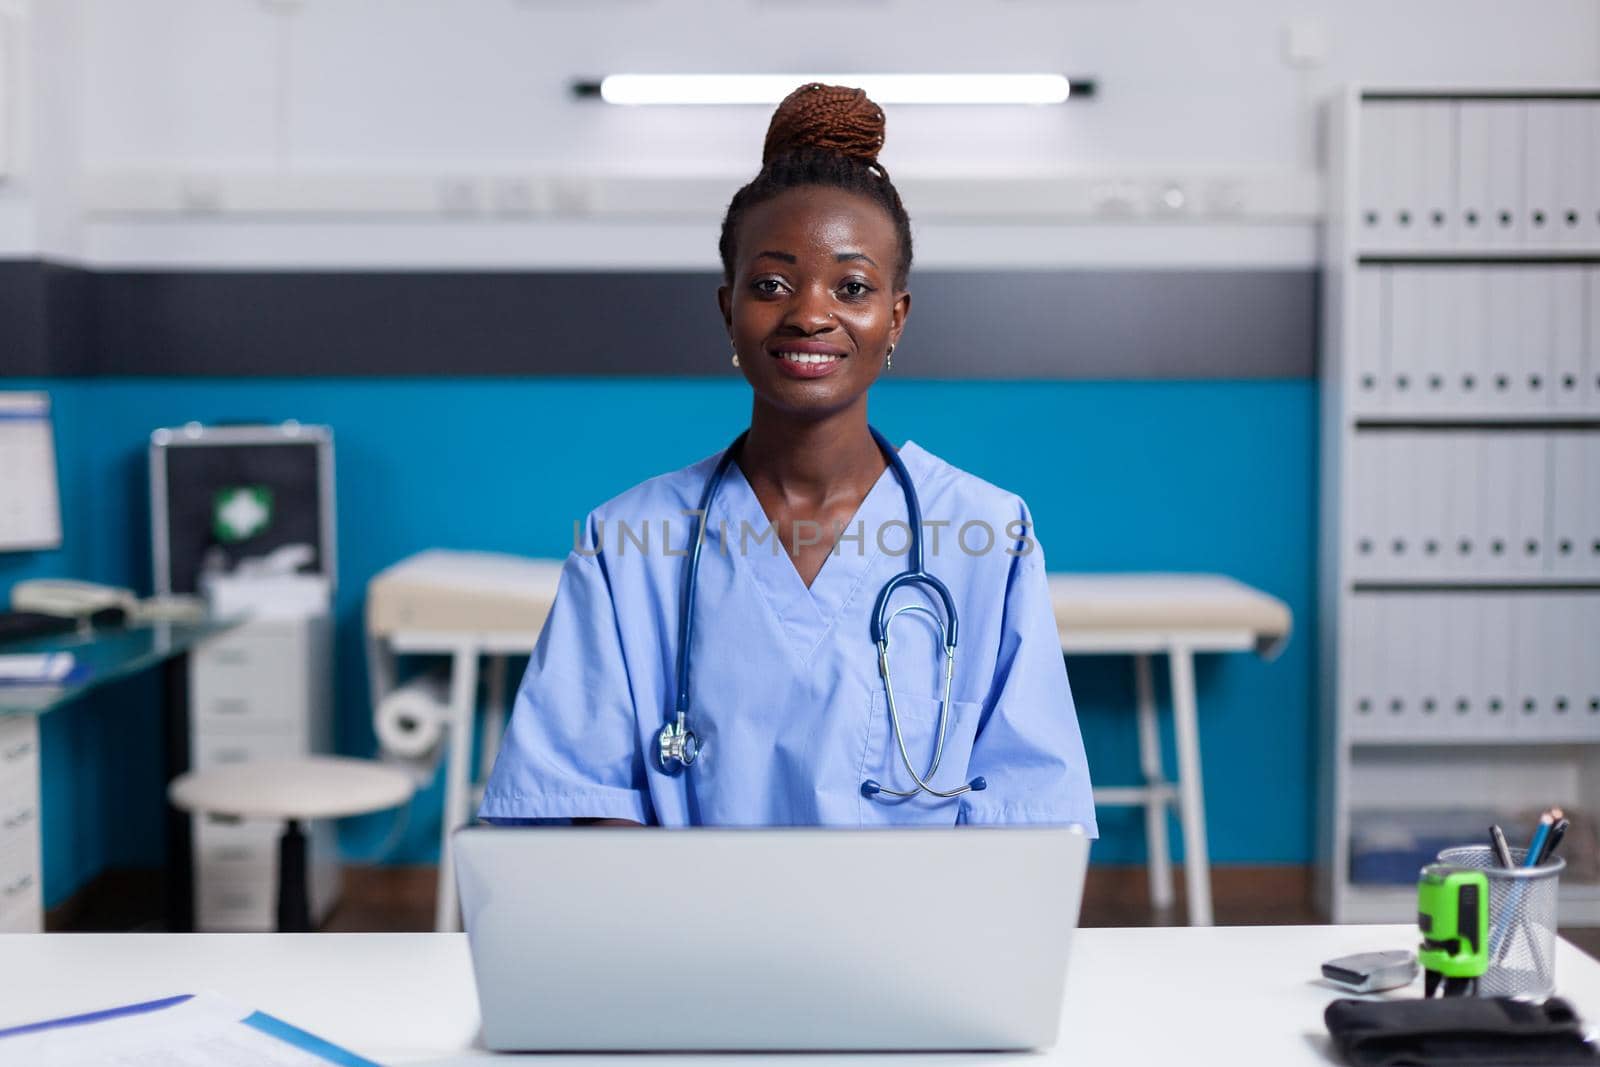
[0,992,381,1067]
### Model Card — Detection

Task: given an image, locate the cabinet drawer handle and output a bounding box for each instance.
[2,874,33,897]
[2,808,34,830]
[211,699,251,716]
[2,742,36,762]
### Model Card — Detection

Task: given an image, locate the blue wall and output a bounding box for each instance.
[3,377,1316,905]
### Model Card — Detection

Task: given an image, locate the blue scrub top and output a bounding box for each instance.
[479,441,1097,831]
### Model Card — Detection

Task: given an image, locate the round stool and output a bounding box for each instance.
[169,756,413,932]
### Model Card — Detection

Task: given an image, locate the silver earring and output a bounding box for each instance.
[886,343,895,369]
[730,341,740,368]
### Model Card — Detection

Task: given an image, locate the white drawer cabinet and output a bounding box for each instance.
[188,613,339,931]
[0,716,42,933]
[191,624,313,732]
[193,819,339,930]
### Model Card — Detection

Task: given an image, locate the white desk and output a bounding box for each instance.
[1,926,1595,1065]
[1052,574,1293,927]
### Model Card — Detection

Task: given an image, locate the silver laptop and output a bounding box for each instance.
[454,826,1089,1052]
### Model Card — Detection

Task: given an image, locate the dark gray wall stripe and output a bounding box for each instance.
[2,263,1315,379]
[0,262,47,374]
[1,261,93,376]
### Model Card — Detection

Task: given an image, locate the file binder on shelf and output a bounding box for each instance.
[1379,432,1416,577]
[1348,433,1382,579]
[1523,103,1563,245]
[1516,268,1555,412]
[1584,435,1600,573]
[1410,434,1448,577]
[1548,101,1592,248]
[1415,103,1457,250]
[1351,267,1387,414]
[1358,103,1399,252]
[1510,433,1547,577]
[1482,267,1520,414]
[1483,101,1525,249]
[1547,434,1586,579]
[1440,593,1480,737]
[1387,270,1424,413]
[1548,268,1584,411]
[1446,268,1489,417]
[1441,432,1480,579]
[1322,85,1600,926]
[1588,269,1600,410]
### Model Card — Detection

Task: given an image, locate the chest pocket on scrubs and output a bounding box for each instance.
[858,690,983,825]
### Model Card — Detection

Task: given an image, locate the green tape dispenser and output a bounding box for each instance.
[1417,864,1488,997]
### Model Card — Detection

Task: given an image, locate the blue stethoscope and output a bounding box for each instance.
[655,426,986,801]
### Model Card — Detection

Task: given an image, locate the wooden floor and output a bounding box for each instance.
[50,864,1600,959]
[319,865,1324,932]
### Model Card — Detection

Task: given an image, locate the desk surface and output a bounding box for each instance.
[3,926,1596,1065]
[0,620,234,717]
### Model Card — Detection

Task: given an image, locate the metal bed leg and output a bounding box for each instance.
[478,655,508,786]
[1134,653,1174,912]
[1169,644,1213,926]
[435,646,480,933]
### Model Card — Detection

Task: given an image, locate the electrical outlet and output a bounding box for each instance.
[1204,179,1248,216]
[181,178,224,215]
[436,178,479,216]
[1090,180,1143,216]
[490,178,538,216]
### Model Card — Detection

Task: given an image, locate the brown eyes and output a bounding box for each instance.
[749,278,874,299]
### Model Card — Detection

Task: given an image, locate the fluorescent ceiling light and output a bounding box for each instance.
[582,74,1090,106]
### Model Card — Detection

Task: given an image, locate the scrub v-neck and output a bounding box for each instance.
[717,445,918,666]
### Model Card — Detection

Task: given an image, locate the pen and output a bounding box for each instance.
[1491,809,1558,967]
[1523,810,1556,868]
[1537,816,1570,867]
[1489,824,1515,869]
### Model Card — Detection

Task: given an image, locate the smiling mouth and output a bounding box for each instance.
[773,351,845,366]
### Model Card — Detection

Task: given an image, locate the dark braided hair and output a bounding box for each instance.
[719,83,913,289]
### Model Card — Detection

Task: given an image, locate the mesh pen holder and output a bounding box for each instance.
[1437,845,1564,1000]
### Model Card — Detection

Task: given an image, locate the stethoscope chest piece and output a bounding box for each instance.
[657,711,699,773]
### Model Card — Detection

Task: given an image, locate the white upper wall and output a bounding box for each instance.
[0,0,83,257]
[7,0,1599,267]
[78,0,1600,172]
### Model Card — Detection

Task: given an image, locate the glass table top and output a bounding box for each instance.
[0,619,239,717]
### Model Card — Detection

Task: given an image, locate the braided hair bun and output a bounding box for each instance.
[719,82,913,288]
[762,83,886,172]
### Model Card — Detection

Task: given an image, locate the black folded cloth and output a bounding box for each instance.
[1326,996,1600,1066]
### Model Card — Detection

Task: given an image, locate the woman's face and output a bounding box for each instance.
[719,186,910,420]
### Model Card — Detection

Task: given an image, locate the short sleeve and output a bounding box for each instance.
[478,547,651,825]
[958,503,1098,832]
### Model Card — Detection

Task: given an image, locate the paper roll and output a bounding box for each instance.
[375,670,449,761]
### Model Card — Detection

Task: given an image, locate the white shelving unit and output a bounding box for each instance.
[1318,86,1600,924]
